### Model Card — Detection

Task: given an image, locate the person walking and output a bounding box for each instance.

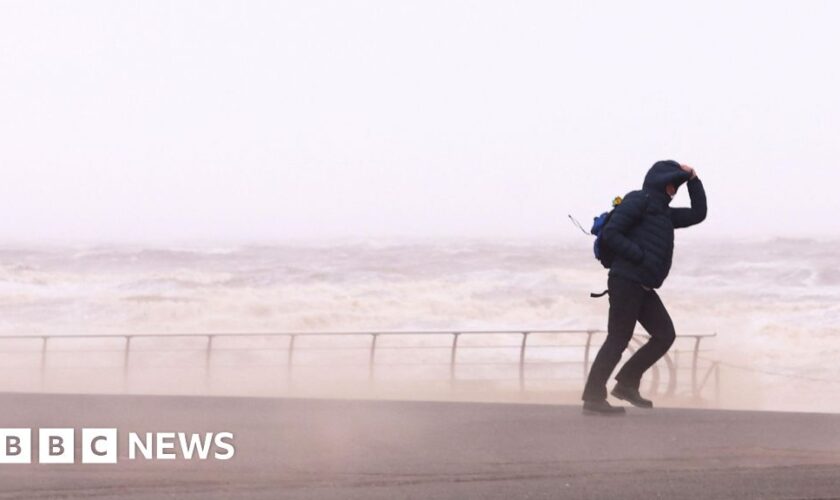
[582,160,707,415]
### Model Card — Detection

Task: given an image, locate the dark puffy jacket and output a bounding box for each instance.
[602,160,707,289]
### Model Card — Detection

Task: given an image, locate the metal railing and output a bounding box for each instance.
[0,329,718,399]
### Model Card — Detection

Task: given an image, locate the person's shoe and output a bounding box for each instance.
[610,383,653,408]
[582,399,626,416]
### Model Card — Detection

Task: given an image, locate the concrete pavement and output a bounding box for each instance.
[2,393,840,499]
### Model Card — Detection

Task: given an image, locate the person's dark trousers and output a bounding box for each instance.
[582,274,676,402]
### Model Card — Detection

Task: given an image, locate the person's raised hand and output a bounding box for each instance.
[679,163,697,179]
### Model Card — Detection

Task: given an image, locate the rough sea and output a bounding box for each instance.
[1,237,838,412]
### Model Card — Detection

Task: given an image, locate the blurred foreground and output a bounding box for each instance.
[3,392,840,499]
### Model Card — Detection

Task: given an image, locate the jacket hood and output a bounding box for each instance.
[643,160,691,197]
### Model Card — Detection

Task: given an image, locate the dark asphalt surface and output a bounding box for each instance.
[2,393,840,499]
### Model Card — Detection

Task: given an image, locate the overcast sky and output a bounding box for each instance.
[1,0,838,243]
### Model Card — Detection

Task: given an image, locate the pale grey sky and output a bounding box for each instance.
[1,0,838,242]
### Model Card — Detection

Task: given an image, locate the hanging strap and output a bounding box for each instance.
[590,289,609,298]
[567,214,591,235]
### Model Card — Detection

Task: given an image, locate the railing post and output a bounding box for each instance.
[692,336,702,397]
[40,336,48,392]
[663,352,677,397]
[649,352,661,395]
[287,334,296,386]
[628,335,657,395]
[369,333,378,382]
[519,332,529,391]
[583,330,595,379]
[450,332,460,383]
[205,335,214,393]
[123,336,132,393]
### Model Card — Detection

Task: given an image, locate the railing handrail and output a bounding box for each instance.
[0,329,717,340]
[0,329,719,400]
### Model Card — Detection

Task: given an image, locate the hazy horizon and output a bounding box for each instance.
[0,233,837,249]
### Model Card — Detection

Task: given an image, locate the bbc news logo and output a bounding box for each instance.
[0,429,235,464]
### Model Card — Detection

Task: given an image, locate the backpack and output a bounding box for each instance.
[568,192,650,298]
[568,192,650,268]
[590,196,624,269]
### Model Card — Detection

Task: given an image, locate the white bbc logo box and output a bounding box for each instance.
[0,428,117,464]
